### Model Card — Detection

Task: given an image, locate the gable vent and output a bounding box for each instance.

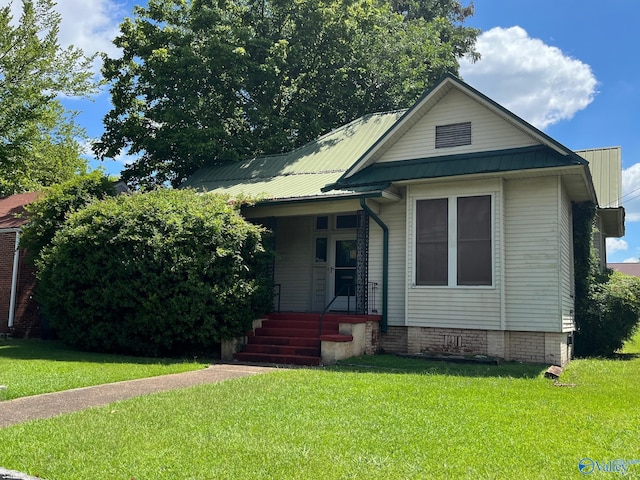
[435,122,471,149]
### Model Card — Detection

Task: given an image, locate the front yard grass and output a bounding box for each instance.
[0,334,638,479]
[0,339,208,399]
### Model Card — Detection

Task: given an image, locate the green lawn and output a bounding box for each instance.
[0,339,208,399]
[0,336,639,479]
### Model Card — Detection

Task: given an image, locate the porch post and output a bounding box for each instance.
[360,198,388,333]
[356,210,369,314]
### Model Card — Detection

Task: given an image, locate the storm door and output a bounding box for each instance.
[330,237,357,311]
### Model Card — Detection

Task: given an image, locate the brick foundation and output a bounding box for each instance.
[381,326,573,366]
[365,320,380,355]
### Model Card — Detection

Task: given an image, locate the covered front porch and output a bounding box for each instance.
[231,201,390,365]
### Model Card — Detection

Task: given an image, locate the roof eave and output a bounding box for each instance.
[330,162,595,203]
[247,189,395,207]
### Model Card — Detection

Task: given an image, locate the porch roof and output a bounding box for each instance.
[323,145,587,191]
[180,110,404,201]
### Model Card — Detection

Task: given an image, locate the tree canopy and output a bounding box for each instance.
[0,0,98,196]
[95,0,479,188]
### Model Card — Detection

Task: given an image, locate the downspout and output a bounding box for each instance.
[360,198,388,333]
[8,230,20,329]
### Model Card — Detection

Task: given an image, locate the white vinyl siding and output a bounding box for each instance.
[560,186,576,332]
[378,89,538,163]
[368,191,406,326]
[406,179,502,330]
[273,216,313,311]
[504,177,562,332]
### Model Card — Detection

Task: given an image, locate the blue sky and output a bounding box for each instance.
[5,0,639,262]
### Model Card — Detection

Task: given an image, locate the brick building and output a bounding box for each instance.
[0,192,42,338]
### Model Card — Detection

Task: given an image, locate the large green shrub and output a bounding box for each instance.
[575,271,640,357]
[37,189,273,356]
[21,171,117,262]
[573,202,640,356]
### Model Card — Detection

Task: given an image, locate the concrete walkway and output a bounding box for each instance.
[0,363,278,428]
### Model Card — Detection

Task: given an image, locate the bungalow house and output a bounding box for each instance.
[0,192,42,338]
[183,74,625,367]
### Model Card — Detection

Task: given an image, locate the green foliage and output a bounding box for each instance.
[94,0,479,188]
[36,189,274,356]
[0,0,99,196]
[576,271,640,357]
[573,202,640,356]
[20,171,117,262]
[572,201,599,324]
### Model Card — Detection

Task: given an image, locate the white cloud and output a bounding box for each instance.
[81,139,138,166]
[607,238,628,254]
[459,26,597,130]
[54,0,126,75]
[112,150,140,167]
[4,0,126,76]
[622,257,639,263]
[621,163,640,221]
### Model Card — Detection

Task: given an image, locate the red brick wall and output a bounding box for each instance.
[0,232,16,328]
[0,232,40,337]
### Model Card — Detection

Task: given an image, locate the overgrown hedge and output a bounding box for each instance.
[36,189,273,356]
[577,271,640,356]
[573,202,640,356]
[21,171,117,262]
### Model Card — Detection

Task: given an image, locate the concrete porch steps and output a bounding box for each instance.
[233,313,344,366]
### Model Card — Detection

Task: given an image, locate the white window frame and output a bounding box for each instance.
[413,193,495,289]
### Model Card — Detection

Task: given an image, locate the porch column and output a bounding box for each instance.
[356,210,369,314]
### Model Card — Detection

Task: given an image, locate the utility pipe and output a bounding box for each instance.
[360,198,388,333]
[8,230,20,329]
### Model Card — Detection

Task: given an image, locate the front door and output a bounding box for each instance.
[330,237,357,311]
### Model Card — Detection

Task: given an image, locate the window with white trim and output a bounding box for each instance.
[416,195,492,286]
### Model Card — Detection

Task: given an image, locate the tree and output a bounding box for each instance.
[94,0,479,188]
[0,0,99,196]
[36,189,274,356]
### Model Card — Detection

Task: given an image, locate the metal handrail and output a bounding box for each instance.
[318,283,354,338]
[273,284,281,313]
[368,281,378,313]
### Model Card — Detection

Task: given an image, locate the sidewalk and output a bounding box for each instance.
[0,363,278,428]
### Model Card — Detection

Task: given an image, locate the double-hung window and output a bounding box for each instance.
[416,195,492,286]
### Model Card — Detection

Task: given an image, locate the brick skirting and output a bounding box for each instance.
[380,326,573,366]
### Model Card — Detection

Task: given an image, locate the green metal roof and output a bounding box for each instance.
[325,145,586,191]
[181,110,405,200]
[183,73,597,205]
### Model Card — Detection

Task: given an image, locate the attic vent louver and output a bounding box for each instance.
[435,122,471,149]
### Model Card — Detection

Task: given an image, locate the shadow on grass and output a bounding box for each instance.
[0,339,208,365]
[572,352,640,362]
[331,354,547,379]
[614,352,640,361]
